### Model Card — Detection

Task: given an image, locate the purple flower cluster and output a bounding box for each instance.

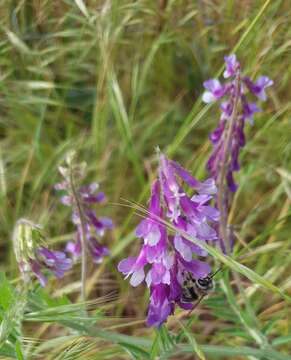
[55,181,112,264]
[118,153,219,327]
[202,54,273,252]
[13,219,72,287]
[203,54,273,193]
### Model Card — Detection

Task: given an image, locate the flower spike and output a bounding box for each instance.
[202,54,273,252]
[118,153,218,327]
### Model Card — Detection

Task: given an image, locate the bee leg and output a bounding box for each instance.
[187,295,205,316]
[186,272,193,281]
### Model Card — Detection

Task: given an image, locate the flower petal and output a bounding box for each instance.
[179,258,211,279]
[174,235,192,262]
[118,257,136,275]
[202,91,216,103]
[130,269,145,287]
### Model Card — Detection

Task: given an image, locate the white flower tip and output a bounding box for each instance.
[58,166,69,178]
[146,229,161,246]
[65,150,77,166]
[145,272,152,287]
[130,269,145,287]
[155,145,161,154]
[202,91,215,103]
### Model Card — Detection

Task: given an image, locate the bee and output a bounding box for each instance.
[181,268,222,305]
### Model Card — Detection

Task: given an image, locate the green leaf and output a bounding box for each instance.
[193,345,291,360]
[15,340,24,360]
[164,220,291,302]
[178,321,205,360]
[159,325,175,351]
[0,273,14,310]
[74,0,89,19]
[119,342,150,360]
[150,332,161,359]
[272,335,291,347]
[0,343,16,358]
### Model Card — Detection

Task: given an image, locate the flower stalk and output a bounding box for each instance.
[68,163,88,302]
[56,151,112,302]
[216,74,240,253]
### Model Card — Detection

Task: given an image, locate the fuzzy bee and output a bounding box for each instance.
[181,268,221,304]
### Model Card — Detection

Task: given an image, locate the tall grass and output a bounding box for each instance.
[0,0,290,359]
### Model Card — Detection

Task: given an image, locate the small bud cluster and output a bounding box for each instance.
[13,219,72,286]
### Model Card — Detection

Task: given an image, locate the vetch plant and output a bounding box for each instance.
[118,152,219,327]
[56,151,113,301]
[13,219,72,287]
[202,54,273,252]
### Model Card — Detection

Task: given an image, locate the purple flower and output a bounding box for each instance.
[87,236,110,264]
[242,100,261,124]
[223,54,240,78]
[118,247,148,287]
[56,178,112,264]
[202,79,226,103]
[202,54,273,191]
[33,247,72,286]
[147,284,174,327]
[244,76,273,101]
[202,54,272,251]
[118,154,218,327]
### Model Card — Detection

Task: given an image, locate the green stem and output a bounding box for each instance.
[217,74,240,252]
[69,167,87,304]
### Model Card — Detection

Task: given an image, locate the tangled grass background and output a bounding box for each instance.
[0,1,291,359]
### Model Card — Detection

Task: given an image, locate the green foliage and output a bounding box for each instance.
[0,273,14,311]
[0,0,291,359]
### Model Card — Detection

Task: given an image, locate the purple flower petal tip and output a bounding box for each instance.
[223,54,240,78]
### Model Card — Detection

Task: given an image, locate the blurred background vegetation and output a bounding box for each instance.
[0,0,290,359]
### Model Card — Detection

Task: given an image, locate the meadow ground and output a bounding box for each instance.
[0,1,291,359]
